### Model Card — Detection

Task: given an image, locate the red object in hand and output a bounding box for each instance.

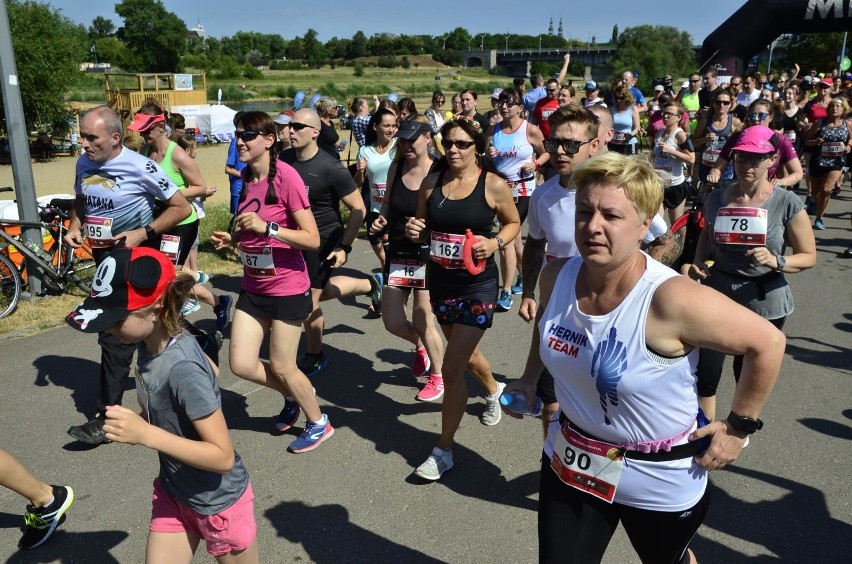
[463,229,486,275]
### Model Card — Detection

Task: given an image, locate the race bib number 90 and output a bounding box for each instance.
[550,424,624,504]
[713,207,768,246]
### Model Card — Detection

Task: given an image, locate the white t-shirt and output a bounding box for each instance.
[736,89,760,108]
[527,175,579,259]
[357,141,397,213]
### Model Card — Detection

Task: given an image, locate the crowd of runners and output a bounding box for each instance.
[9,57,852,562]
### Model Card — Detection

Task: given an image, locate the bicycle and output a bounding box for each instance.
[0,187,97,319]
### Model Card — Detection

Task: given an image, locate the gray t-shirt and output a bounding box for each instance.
[137,333,248,515]
[703,185,804,319]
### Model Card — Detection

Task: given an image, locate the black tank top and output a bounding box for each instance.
[426,168,494,238]
[388,159,435,255]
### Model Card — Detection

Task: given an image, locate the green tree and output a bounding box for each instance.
[780,33,845,74]
[302,28,326,66]
[287,38,305,60]
[88,16,115,38]
[349,31,367,58]
[115,0,188,72]
[2,0,85,133]
[611,25,619,45]
[93,36,129,66]
[608,25,695,92]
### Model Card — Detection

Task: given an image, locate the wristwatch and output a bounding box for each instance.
[774,255,786,272]
[337,243,353,254]
[495,236,505,251]
[726,411,764,435]
[265,221,280,238]
[144,225,156,240]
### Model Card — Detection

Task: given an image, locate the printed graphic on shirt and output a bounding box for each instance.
[590,326,627,425]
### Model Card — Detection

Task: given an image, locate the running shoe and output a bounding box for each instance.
[412,347,431,381]
[510,275,523,295]
[845,244,852,257]
[195,271,210,285]
[367,273,383,316]
[297,352,328,378]
[18,485,74,550]
[805,197,816,215]
[180,299,201,317]
[480,382,506,426]
[214,295,232,332]
[416,374,444,402]
[414,447,454,481]
[495,289,513,312]
[813,217,826,230]
[67,415,111,445]
[274,398,301,432]
[289,414,334,453]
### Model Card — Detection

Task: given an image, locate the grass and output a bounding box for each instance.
[0,205,241,336]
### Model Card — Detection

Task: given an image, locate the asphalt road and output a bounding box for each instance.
[0,189,850,563]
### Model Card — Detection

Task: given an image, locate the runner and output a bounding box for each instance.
[652,101,695,224]
[803,97,851,230]
[405,116,520,480]
[608,85,640,155]
[693,89,741,189]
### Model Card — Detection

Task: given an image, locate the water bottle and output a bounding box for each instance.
[23,238,51,262]
[499,391,543,417]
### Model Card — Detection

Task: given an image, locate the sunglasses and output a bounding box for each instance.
[662,111,680,118]
[689,79,701,83]
[496,101,519,107]
[731,82,743,87]
[614,96,625,101]
[747,112,770,121]
[235,130,261,142]
[714,100,732,106]
[544,138,593,155]
[546,88,558,93]
[440,139,476,151]
[734,152,772,166]
[289,122,317,132]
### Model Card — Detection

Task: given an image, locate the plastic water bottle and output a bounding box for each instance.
[499,391,543,417]
[23,238,51,262]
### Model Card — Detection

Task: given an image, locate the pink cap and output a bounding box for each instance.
[732,125,776,154]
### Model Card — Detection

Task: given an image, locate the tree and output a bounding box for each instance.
[115,0,188,72]
[89,16,115,38]
[1,0,85,133]
[302,28,326,66]
[611,25,619,45]
[608,25,695,92]
[349,31,367,58]
[780,33,845,74]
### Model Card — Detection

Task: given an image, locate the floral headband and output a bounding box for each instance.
[450,114,482,132]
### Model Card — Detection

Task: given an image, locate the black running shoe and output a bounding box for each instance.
[18,485,74,550]
[67,416,111,445]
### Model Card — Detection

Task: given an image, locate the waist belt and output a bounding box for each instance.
[713,268,783,301]
[558,413,698,462]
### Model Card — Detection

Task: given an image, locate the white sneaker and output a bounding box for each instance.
[481,382,506,426]
[415,447,453,481]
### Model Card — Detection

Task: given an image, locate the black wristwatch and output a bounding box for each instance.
[726,411,764,435]
[337,243,352,254]
[144,225,156,240]
[495,236,505,251]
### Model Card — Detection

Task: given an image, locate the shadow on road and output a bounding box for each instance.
[3,529,129,563]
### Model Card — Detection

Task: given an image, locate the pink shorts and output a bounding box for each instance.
[149,478,256,557]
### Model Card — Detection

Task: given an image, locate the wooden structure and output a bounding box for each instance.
[104,73,208,115]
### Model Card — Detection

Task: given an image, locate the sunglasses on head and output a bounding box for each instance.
[235,130,261,142]
[440,139,476,150]
[543,138,593,155]
[289,122,317,132]
[747,112,770,121]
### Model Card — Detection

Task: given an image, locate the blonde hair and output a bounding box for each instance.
[314,96,338,116]
[571,152,663,223]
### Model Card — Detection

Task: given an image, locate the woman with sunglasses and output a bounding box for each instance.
[689,125,815,421]
[425,91,446,135]
[355,108,398,281]
[210,112,332,454]
[486,88,549,312]
[405,116,520,480]
[445,93,462,121]
[694,89,742,189]
[314,96,342,160]
[608,85,640,155]
[653,101,695,224]
[369,115,445,401]
[804,96,852,230]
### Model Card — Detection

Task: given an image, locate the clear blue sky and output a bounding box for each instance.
[49,0,748,45]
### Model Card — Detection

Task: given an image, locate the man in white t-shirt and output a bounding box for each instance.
[736,74,760,108]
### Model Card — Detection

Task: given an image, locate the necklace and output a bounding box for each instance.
[438,170,479,208]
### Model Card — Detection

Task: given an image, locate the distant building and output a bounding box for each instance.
[189,22,206,40]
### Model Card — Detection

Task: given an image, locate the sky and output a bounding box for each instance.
[46,0,749,46]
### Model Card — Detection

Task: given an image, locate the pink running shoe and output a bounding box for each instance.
[416,374,444,402]
[412,347,431,382]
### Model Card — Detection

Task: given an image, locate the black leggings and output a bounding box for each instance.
[538,455,710,564]
[697,316,785,397]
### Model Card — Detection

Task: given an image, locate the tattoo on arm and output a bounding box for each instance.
[646,231,684,267]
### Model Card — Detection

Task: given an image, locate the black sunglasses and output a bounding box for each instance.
[714,100,732,106]
[662,111,680,118]
[496,101,519,107]
[235,130,261,142]
[440,139,476,150]
[544,138,593,155]
[290,122,317,132]
[747,112,770,121]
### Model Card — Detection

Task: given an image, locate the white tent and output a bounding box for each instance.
[173,104,237,141]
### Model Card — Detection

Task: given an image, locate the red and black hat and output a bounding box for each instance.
[66,247,175,333]
[127,112,166,132]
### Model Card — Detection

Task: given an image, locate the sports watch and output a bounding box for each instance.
[495,236,505,251]
[265,221,280,238]
[144,225,156,240]
[726,411,764,435]
[774,255,786,272]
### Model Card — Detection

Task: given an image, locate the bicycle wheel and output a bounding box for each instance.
[0,252,22,319]
[67,243,96,293]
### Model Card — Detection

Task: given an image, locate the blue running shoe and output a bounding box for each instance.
[495,289,513,312]
[196,271,210,285]
[274,398,301,432]
[180,299,200,317]
[814,217,825,230]
[289,414,334,453]
[510,275,523,295]
[297,353,328,378]
[214,295,232,332]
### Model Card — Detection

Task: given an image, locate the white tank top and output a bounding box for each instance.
[540,255,707,511]
[653,128,686,186]
[492,120,537,197]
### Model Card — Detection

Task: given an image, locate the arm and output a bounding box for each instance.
[687,224,714,281]
[324,188,366,268]
[405,173,436,243]
[64,195,87,248]
[519,235,547,321]
[478,173,520,259]
[115,191,191,248]
[774,155,803,187]
[692,116,709,149]
[171,146,211,199]
[660,130,695,165]
[225,165,242,179]
[555,53,570,85]
[630,105,641,136]
[744,209,815,273]
[523,124,550,176]
[644,230,684,267]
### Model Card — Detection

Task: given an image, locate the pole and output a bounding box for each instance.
[0,1,44,294]
[838,32,848,77]
[767,40,775,75]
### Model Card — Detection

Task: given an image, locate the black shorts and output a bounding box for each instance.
[514,195,531,224]
[235,289,312,322]
[365,211,388,246]
[160,220,198,267]
[538,455,710,563]
[537,367,557,405]
[663,181,688,210]
[809,162,843,178]
[303,230,343,290]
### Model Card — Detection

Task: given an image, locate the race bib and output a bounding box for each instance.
[611,131,629,144]
[687,110,698,120]
[371,183,386,204]
[821,141,845,157]
[507,177,535,199]
[239,244,275,277]
[713,207,768,246]
[702,149,721,166]
[84,216,114,248]
[159,234,181,264]
[388,258,426,288]
[550,423,625,504]
[430,231,465,269]
[785,130,796,142]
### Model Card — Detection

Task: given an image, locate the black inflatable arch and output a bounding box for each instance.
[702,0,852,76]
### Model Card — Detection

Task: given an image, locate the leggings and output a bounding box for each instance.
[697,316,785,397]
[538,456,710,564]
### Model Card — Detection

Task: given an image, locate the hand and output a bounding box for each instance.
[370,214,387,235]
[326,248,347,268]
[205,185,218,198]
[690,420,748,471]
[472,237,498,260]
[687,262,711,281]
[210,230,232,249]
[113,228,147,248]
[487,146,498,159]
[793,63,800,73]
[744,246,776,268]
[502,377,539,419]
[405,216,426,241]
[518,296,537,322]
[520,161,537,176]
[64,227,83,248]
[357,158,367,174]
[235,212,267,234]
[705,169,721,184]
[103,405,150,446]
[706,132,716,142]
[563,52,570,63]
